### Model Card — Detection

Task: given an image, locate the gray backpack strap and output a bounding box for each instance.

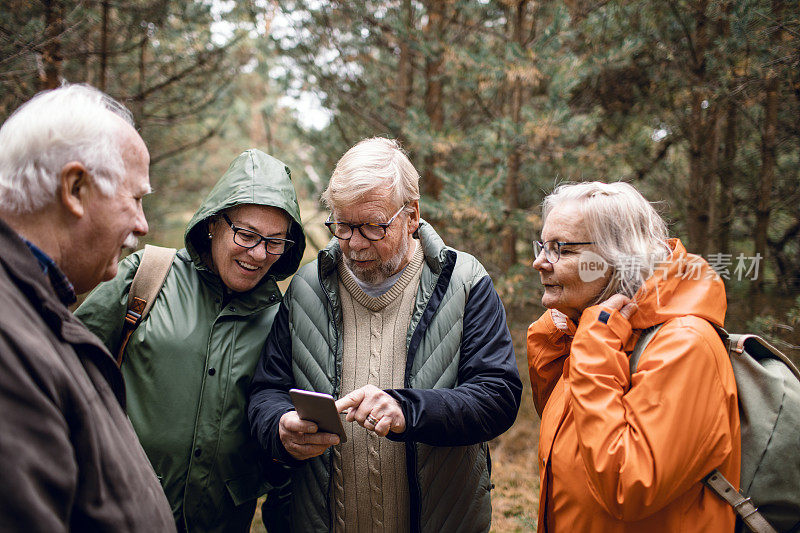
[704,470,777,533]
[724,329,800,382]
[116,244,176,367]
[629,323,665,374]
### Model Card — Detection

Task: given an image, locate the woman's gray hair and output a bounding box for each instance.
[542,181,671,302]
[321,137,420,213]
[0,83,135,214]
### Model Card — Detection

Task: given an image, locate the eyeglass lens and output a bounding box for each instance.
[533,241,560,263]
[233,230,286,254]
[222,214,291,255]
[327,203,407,241]
[329,222,386,241]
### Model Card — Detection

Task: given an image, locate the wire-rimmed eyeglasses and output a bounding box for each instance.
[222,214,294,255]
[533,240,595,264]
[325,204,408,241]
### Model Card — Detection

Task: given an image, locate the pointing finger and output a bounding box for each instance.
[335,388,365,415]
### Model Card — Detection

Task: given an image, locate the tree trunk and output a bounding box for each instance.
[754,73,778,291]
[501,1,528,270]
[422,0,445,207]
[712,0,736,255]
[716,98,737,254]
[686,90,718,256]
[396,0,414,120]
[684,0,717,256]
[40,0,63,89]
[135,31,148,129]
[261,109,274,154]
[98,0,111,91]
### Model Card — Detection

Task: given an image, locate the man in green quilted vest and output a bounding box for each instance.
[248,137,522,532]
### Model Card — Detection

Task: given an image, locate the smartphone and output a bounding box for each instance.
[289,389,347,442]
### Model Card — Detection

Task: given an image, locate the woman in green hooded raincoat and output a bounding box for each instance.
[76,149,305,532]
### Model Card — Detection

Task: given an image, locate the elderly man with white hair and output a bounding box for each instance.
[248,137,522,532]
[0,84,175,531]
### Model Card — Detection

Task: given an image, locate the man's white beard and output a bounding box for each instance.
[345,234,410,284]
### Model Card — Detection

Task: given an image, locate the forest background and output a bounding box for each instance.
[1,0,799,531]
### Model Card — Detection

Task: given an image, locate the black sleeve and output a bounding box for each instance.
[247,299,301,465]
[385,275,522,446]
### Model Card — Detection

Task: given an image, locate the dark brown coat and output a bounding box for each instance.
[0,218,175,532]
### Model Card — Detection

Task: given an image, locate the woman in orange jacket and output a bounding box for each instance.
[527,181,740,532]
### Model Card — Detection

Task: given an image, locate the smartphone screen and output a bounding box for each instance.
[289,389,347,442]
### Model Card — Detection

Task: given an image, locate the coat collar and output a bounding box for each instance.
[0,218,126,405]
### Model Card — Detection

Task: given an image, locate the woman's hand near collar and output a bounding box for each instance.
[597,294,638,321]
[550,309,571,332]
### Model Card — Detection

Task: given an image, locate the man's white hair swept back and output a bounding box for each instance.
[0,83,135,214]
[321,137,420,212]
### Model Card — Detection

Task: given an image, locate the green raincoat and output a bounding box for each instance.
[76,150,305,532]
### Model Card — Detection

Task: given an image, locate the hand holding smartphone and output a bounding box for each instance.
[289,389,347,442]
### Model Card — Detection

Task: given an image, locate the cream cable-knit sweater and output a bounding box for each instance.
[332,244,424,532]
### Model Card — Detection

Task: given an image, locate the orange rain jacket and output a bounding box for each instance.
[527,239,740,533]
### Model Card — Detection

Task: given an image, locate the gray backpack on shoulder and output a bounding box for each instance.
[632,323,800,533]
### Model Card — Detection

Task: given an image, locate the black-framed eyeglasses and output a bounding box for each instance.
[533,240,595,264]
[325,203,408,241]
[222,214,294,255]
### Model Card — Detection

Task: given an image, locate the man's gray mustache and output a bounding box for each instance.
[347,253,376,261]
[122,234,139,250]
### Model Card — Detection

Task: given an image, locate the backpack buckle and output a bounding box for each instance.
[124,296,147,326]
[732,496,758,518]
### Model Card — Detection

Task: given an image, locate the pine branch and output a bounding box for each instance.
[627,138,675,181]
[150,124,218,164]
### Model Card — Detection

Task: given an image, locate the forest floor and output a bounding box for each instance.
[249,314,542,533]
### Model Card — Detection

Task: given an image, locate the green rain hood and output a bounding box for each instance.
[184,149,305,282]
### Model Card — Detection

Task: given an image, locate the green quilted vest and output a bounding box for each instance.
[285,222,491,533]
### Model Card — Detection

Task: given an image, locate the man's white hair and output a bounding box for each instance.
[542,181,672,302]
[321,137,420,212]
[0,83,135,214]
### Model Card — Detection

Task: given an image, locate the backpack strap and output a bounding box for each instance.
[116,244,176,367]
[723,328,800,382]
[629,323,665,374]
[704,470,777,533]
